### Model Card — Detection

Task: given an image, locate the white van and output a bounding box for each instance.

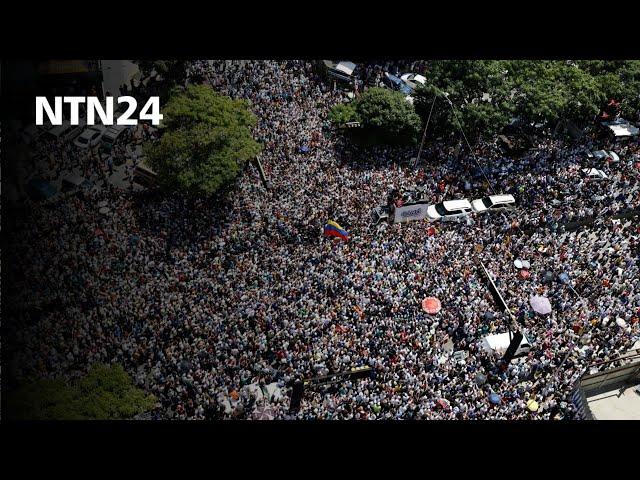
[426,199,473,221]
[482,331,533,358]
[471,194,516,213]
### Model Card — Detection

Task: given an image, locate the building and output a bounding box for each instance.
[571,345,640,420]
[2,60,103,123]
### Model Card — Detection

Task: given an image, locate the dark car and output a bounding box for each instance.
[383,73,413,95]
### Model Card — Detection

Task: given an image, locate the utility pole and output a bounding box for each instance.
[254,157,269,190]
[478,260,518,339]
[414,93,437,169]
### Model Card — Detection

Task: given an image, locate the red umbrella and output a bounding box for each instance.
[422,297,441,314]
[519,269,531,280]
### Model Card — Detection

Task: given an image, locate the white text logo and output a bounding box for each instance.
[35,96,162,126]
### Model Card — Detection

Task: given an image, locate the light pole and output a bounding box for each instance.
[414,93,436,169]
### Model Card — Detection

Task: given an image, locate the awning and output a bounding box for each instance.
[335,61,356,76]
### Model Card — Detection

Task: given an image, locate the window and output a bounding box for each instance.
[481,197,493,208]
[435,204,448,216]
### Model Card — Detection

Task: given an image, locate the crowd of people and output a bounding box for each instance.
[6,60,640,420]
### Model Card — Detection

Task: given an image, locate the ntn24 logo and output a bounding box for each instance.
[36,96,162,126]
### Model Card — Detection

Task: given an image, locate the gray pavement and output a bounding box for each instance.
[101,60,140,99]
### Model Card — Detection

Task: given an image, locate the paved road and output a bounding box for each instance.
[101,60,139,99]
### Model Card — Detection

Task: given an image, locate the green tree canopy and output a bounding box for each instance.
[327,102,359,125]
[6,363,156,420]
[329,87,422,145]
[144,84,262,196]
[413,60,514,141]
[412,60,640,142]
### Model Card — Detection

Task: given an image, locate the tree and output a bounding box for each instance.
[505,61,603,126]
[329,88,422,145]
[144,84,262,196]
[413,60,640,142]
[328,102,359,125]
[413,60,514,142]
[135,60,190,102]
[6,363,156,420]
[580,60,640,121]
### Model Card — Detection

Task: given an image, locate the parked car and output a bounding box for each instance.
[61,174,94,195]
[426,199,473,221]
[101,124,130,151]
[590,150,619,162]
[383,72,413,95]
[482,331,533,358]
[322,60,357,83]
[74,125,106,149]
[400,73,426,90]
[581,168,609,180]
[37,119,56,136]
[471,194,516,213]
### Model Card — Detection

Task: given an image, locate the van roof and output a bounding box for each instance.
[483,332,530,352]
[442,199,472,210]
[488,194,515,204]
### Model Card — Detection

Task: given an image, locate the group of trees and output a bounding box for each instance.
[6,364,155,420]
[413,60,640,141]
[329,60,640,144]
[148,61,639,196]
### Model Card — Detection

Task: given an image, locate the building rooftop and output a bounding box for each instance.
[580,358,640,420]
[586,383,640,420]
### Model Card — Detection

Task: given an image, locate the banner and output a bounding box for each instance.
[393,203,429,223]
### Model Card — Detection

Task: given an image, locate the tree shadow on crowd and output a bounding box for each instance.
[128,188,230,253]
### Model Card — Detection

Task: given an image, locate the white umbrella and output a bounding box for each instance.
[615,318,627,328]
[514,259,523,269]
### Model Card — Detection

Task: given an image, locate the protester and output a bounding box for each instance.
[6,60,640,420]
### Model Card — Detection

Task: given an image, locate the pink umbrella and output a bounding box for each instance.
[519,270,531,280]
[530,296,552,315]
[422,297,442,315]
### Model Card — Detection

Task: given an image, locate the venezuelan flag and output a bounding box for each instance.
[323,220,349,241]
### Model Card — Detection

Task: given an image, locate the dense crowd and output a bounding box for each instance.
[6,60,640,419]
